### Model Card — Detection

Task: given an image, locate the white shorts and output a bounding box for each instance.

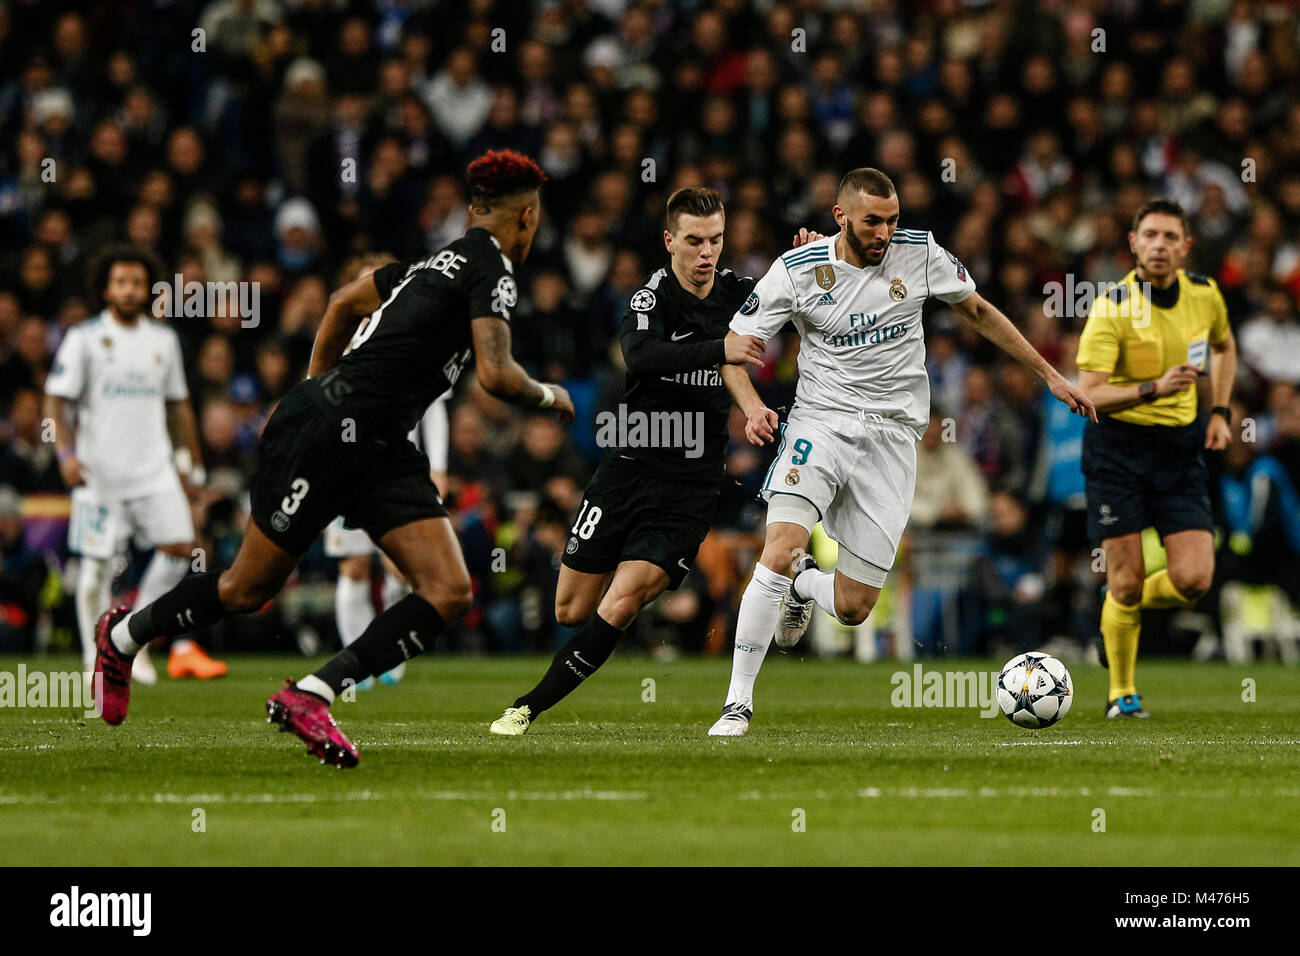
[324,516,377,558]
[69,478,194,561]
[761,406,918,587]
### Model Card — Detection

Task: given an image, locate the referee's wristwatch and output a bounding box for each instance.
[1211,405,1232,425]
[1138,381,1158,402]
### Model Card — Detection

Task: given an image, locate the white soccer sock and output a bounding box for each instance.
[76,556,113,671]
[295,674,335,704]
[724,562,791,706]
[111,615,141,656]
[381,568,409,610]
[336,574,374,648]
[795,568,841,622]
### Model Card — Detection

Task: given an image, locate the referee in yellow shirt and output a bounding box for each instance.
[1076,199,1236,718]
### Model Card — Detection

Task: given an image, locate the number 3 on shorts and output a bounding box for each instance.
[791,438,813,466]
[281,477,311,515]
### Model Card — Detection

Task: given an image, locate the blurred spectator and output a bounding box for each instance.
[3,1,1298,657]
[912,408,989,530]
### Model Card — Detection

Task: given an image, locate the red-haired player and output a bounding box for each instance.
[91,150,572,766]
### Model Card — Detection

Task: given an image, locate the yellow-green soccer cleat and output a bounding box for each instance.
[490,705,534,735]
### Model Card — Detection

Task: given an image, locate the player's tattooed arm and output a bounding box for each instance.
[952,293,1097,421]
[471,316,575,423]
[307,273,385,378]
[42,393,87,488]
[719,335,779,445]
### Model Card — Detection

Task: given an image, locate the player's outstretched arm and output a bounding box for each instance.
[471,316,575,423]
[307,272,385,378]
[719,333,779,445]
[951,293,1097,421]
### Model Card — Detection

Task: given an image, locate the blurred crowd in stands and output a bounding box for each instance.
[2,0,1300,661]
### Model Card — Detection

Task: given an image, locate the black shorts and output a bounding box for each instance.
[249,382,446,555]
[1083,415,1213,542]
[561,457,720,589]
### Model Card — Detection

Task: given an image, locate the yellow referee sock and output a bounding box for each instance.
[1101,591,1141,699]
[1141,569,1192,609]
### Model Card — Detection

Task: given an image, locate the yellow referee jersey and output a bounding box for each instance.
[1076,268,1230,427]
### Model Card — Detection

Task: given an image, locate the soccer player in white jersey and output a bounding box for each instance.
[45,245,227,686]
[709,168,1096,735]
[324,252,453,687]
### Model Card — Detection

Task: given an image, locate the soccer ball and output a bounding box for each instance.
[995,652,1073,729]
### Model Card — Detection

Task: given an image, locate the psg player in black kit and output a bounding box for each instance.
[92,151,571,766]
[489,187,818,735]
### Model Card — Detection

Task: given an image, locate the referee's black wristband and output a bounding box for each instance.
[1211,405,1232,425]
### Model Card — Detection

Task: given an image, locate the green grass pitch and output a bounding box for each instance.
[1,654,1297,865]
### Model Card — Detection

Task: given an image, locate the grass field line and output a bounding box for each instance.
[7,785,1299,808]
[0,788,653,806]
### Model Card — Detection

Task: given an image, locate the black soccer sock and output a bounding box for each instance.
[312,593,445,695]
[127,570,224,643]
[514,613,623,716]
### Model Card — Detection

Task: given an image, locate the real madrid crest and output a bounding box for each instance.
[814,264,836,291]
[889,277,907,301]
[785,468,800,486]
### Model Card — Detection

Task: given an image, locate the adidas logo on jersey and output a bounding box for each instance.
[816,291,837,306]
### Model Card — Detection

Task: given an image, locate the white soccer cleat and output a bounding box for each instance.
[490,705,533,736]
[132,648,158,686]
[774,550,818,649]
[707,701,753,736]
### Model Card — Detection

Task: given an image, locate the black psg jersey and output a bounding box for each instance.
[309,228,516,439]
[612,265,755,483]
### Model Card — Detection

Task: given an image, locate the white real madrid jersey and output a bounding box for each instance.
[730,229,976,438]
[45,310,189,499]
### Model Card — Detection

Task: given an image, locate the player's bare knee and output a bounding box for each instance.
[1108,576,1143,607]
[554,599,588,628]
[159,542,193,560]
[339,555,369,581]
[759,538,801,577]
[415,576,472,621]
[1170,568,1211,602]
[835,597,876,626]
[597,591,641,630]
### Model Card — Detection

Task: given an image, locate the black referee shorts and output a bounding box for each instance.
[1082,414,1213,542]
[249,382,446,555]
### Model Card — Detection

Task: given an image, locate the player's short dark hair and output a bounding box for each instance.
[838,167,896,203]
[466,149,547,211]
[1132,198,1190,236]
[665,186,725,233]
[87,243,164,301]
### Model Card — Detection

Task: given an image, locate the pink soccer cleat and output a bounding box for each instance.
[266,680,360,768]
[93,605,135,725]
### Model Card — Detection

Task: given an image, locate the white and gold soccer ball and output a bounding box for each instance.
[995,652,1073,728]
